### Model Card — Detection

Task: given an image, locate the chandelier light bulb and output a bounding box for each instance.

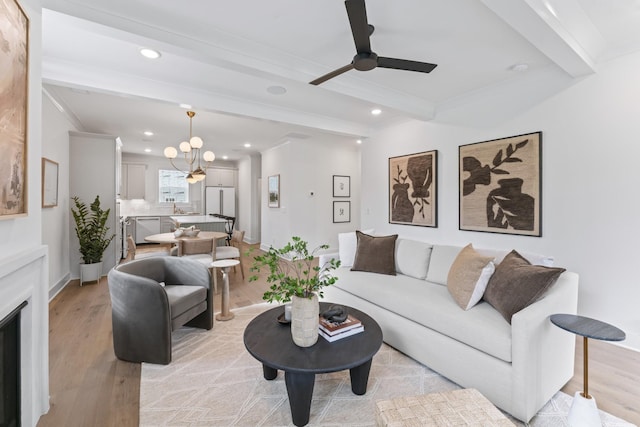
[164,146,178,159]
[203,151,215,162]
[185,173,197,184]
[190,136,203,149]
[179,141,192,153]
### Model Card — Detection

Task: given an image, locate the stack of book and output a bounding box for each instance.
[318,314,364,342]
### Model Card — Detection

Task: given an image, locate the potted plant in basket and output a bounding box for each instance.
[71,195,115,285]
[249,236,341,347]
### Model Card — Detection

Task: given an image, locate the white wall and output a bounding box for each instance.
[41,93,75,295]
[261,139,361,251]
[361,51,640,351]
[237,153,261,243]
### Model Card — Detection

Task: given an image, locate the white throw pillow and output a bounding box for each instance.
[338,229,374,267]
[395,239,433,280]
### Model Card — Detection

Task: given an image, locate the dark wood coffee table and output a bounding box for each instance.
[243,302,383,426]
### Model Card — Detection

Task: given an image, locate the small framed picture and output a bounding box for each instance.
[268,174,280,208]
[42,157,59,208]
[333,175,350,197]
[333,201,351,223]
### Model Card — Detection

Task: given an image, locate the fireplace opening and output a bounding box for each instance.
[0,301,26,427]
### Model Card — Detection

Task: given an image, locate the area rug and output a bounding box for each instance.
[140,303,634,427]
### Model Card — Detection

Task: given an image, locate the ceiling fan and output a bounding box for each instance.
[310,0,438,85]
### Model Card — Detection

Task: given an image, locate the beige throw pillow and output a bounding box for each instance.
[351,231,398,275]
[447,244,495,310]
[483,250,566,323]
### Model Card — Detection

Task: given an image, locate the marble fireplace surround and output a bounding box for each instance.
[0,246,49,427]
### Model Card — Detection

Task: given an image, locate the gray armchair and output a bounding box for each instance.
[107,256,213,365]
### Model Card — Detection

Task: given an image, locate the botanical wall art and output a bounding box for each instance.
[332,175,350,197]
[0,0,29,218]
[333,201,350,223]
[459,131,541,236]
[389,150,437,227]
[42,157,58,208]
[268,174,280,208]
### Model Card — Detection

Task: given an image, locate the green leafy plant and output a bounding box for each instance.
[249,236,341,303]
[71,195,115,264]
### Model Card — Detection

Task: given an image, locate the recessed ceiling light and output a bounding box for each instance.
[222,155,229,160]
[143,131,154,136]
[144,148,152,153]
[267,85,287,95]
[357,139,362,144]
[371,108,382,116]
[179,103,192,109]
[139,48,161,59]
[244,143,251,148]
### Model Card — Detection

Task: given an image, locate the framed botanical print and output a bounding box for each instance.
[333,201,350,223]
[0,0,29,218]
[389,150,437,227]
[333,175,350,197]
[459,131,542,236]
[268,174,280,208]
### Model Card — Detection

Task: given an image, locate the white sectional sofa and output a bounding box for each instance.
[319,234,579,422]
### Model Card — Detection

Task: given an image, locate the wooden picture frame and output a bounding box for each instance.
[333,201,351,223]
[332,175,350,197]
[0,0,29,218]
[389,150,438,227]
[459,131,542,236]
[42,158,58,208]
[268,174,280,208]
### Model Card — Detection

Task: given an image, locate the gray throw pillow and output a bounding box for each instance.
[351,231,398,275]
[483,250,566,323]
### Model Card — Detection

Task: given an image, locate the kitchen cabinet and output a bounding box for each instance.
[122,163,146,199]
[205,167,236,187]
[160,216,175,233]
[135,217,161,244]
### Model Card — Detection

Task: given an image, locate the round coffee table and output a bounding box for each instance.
[243,302,383,426]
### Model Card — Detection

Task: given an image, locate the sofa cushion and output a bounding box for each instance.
[164,285,207,318]
[395,239,433,280]
[447,244,495,310]
[333,267,512,362]
[426,245,463,285]
[338,229,374,267]
[483,250,566,323]
[351,231,398,275]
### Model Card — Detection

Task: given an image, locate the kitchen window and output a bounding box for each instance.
[159,169,189,202]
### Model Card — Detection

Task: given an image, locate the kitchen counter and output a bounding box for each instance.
[170,215,227,224]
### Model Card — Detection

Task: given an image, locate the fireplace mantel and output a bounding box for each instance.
[0,246,49,427]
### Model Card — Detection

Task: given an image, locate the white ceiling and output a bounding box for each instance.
[41,0,640,159]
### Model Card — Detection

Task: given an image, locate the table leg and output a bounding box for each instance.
[215,266,234,321]
[582,336,590,399]
[263,364,277,380]
[568,336,601,427]
[285,371,315,427]
[350,358,373,395]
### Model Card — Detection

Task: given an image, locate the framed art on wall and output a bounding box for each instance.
[333,201,350,223]
[268,174,280,208]
[42,158,58,208]
[389,150,437,227]
[0,0,29,218]
[459,131,542,236]
[332,175,350,197]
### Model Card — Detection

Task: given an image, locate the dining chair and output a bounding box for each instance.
[176,237,218,292]
[126,235,170,262]
[215,230,245,279]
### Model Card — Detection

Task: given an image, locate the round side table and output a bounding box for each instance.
[550,313,625,427]
[212,259,239,321]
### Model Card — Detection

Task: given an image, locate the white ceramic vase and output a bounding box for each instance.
[290,293,319,347]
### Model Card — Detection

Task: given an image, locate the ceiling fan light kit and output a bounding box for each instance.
[163,111,215,184]
[310,0,438,85]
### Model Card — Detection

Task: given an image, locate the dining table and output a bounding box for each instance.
[144,231,228,244]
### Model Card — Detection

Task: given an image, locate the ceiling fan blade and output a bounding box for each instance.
[345,0,371,54]
[378,57,438,73]
[310,63,355,85]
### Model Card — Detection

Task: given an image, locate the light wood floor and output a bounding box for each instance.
[38,243,640,426]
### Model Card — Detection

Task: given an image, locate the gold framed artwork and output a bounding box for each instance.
[389,150,437,227]
[268,174,280,208]
[42,158,58,208]
[459,131,542,236]
[0,0,29,218]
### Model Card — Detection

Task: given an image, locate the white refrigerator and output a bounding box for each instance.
[205,187,236,216]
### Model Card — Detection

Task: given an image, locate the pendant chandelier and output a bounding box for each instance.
[163,111,215,184]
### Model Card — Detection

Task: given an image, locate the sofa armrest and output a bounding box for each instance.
[510,271,579,420]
